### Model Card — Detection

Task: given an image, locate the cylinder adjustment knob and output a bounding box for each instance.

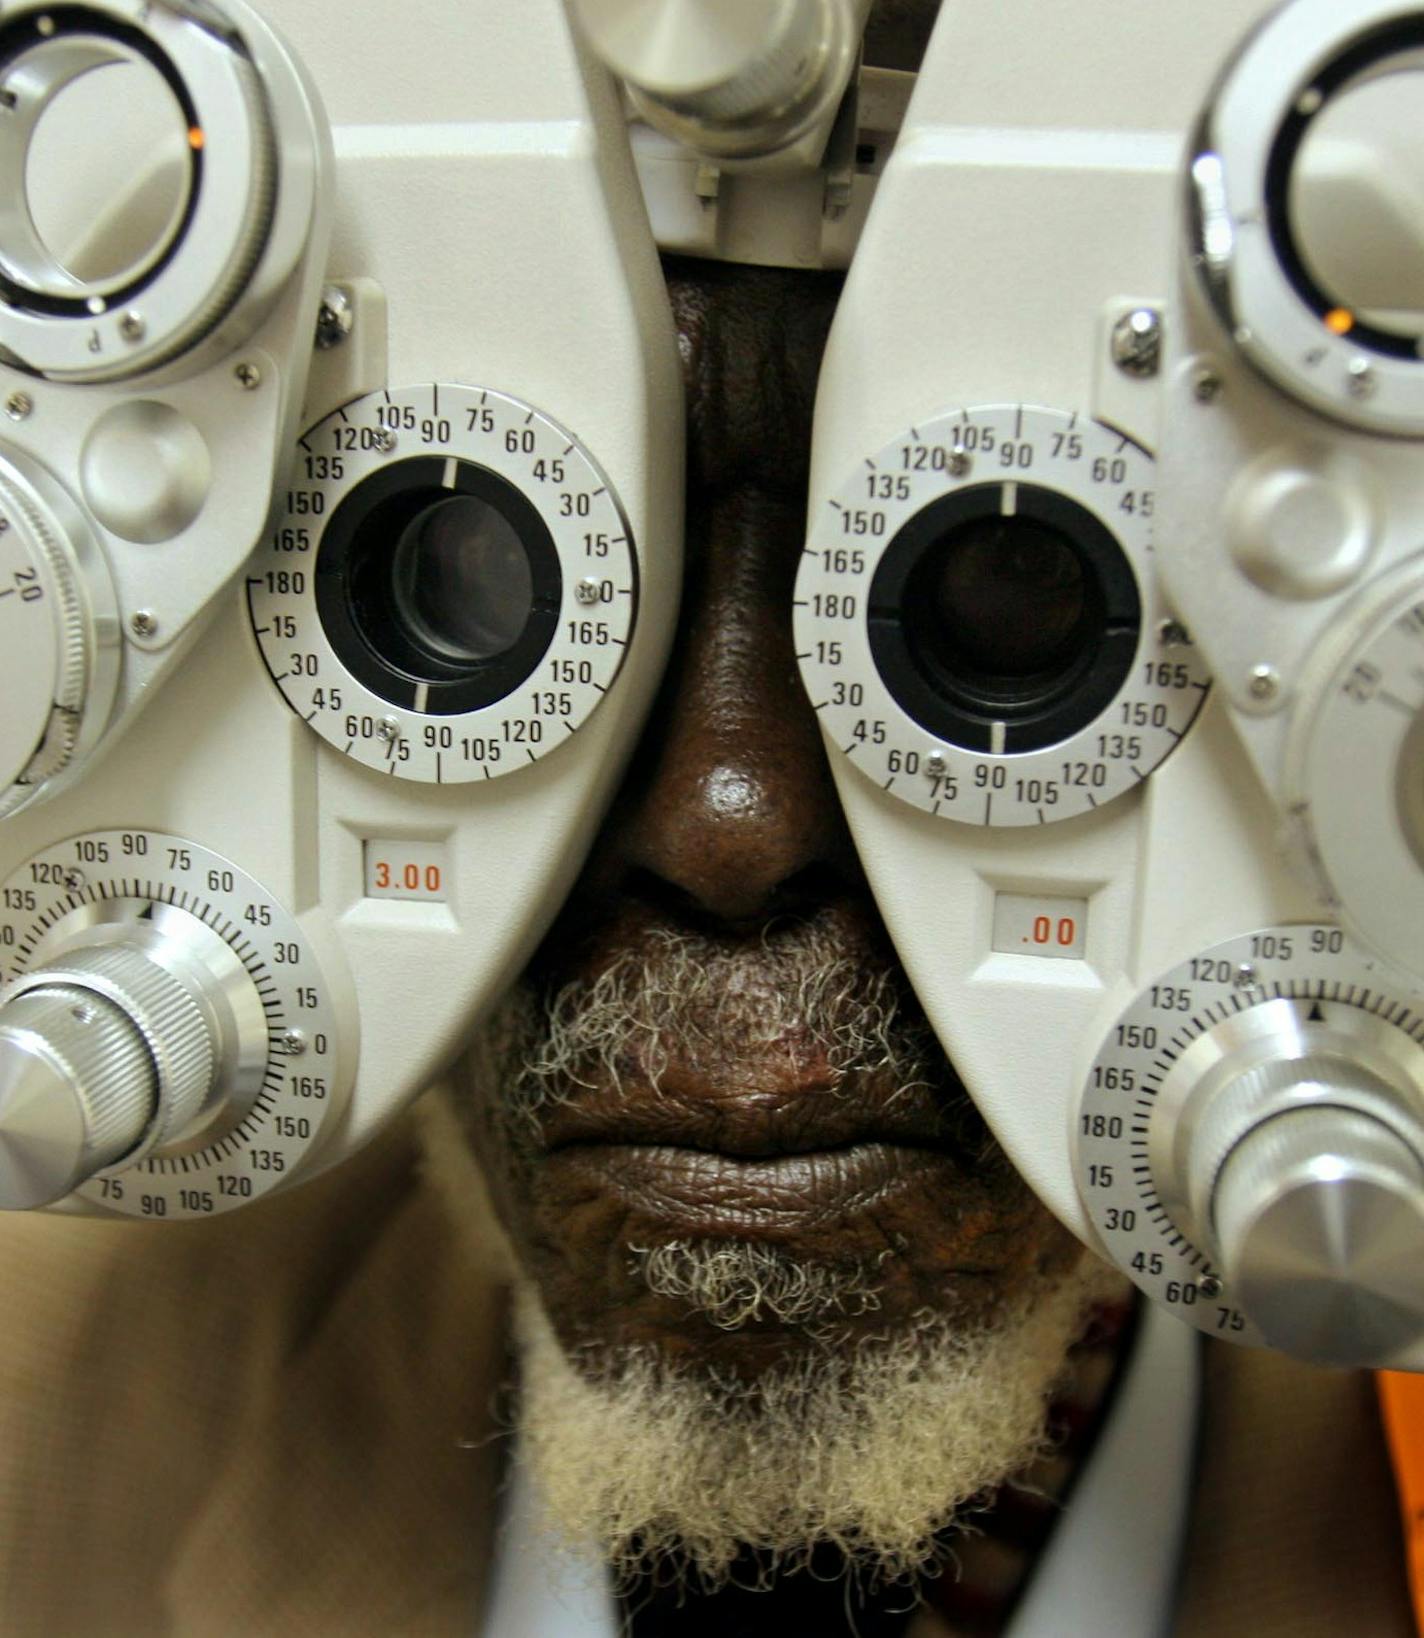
[1210,1103,1424,1366]
[0,942,218,1208]
[573,0,825,115]
[570,0,863,162]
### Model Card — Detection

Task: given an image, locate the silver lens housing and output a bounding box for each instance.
[0,0,278,381]
[1190,0,1424,435]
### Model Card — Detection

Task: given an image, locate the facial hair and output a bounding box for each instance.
[459,914,1110,1586]
[509,1257,1115,1591]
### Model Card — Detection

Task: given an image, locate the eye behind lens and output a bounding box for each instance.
[312,455,563,718]
[910,514,1091,692]
[389,493,535,667]
[867,482,1140,756]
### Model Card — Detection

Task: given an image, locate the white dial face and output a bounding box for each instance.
[1075,923,1422,1344]
[0,830,341,1219]
[247,384,638,784]
[795,406,1210,827]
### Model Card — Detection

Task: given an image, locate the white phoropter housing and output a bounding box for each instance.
[800,0,1277,1257]
[0,0,333,819]
[0,0,683,1216]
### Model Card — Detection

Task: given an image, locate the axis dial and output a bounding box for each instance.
[1076,925,1424,1366]
[0,830,342,1217]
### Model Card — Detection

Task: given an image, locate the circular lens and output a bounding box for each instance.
[316,455,563,717]
[867,483,1140,756]
[1286,52,1424,342]
[921,515,1088,681]
[390,494,533,665]
[5,39,193,300]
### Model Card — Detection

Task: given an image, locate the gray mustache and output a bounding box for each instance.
[485,920,937,1129]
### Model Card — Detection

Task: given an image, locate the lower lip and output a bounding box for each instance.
[543,1141,961,1228]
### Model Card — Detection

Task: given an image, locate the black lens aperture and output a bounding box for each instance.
[315,457,561,716]
[868,482,1140,755]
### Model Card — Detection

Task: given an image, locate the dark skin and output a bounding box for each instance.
[472,260,1080,1385]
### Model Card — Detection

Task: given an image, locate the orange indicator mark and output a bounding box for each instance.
[1325,308,1354,336]
[188,127,205,150]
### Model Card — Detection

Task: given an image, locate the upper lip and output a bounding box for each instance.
[538,1075,975,1162]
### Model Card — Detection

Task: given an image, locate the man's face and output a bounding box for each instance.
[455,249,1104,1576]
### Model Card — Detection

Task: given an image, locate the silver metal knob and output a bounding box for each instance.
[0,942,217,1207]
[573,0,824,115]
[570,0,865,164]
[1210,1104,1424,1367]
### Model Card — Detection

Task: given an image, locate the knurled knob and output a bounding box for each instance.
[1210,1104,1424,1366]
[0,942,218,1208]
[570,0,829,124]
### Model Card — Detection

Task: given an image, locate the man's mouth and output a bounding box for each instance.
[543,1138,973,1231]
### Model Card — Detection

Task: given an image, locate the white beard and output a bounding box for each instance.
[510,1250,1116,1591]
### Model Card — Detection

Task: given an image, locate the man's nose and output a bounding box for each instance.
[587,494,862,930]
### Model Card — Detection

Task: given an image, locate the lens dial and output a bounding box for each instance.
[1076,925,1424,1365]
[1189,0,1424,433]
[0,830,342,1218]
[795,406,1209,826]
[248,385,638,784]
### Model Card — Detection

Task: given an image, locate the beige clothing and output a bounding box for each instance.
[0,1087,1410,1638]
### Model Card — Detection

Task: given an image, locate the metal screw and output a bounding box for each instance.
[314,286,353,350]
[129,609,158,639]
[376,715,401,742]
[1192,368,1223,404]
[280,1028,307,1057]
[62,869,84,891]
[1198,1274,1224,1297]
[1346,358,1376,400]
[234,361,261,391]
[575,577,602,606]
[36,15,55,37]
[374,427,397,454]
[948,449,971,478]
[119,311,145,343]
[1233,963,1257,989]
[924,751,947,777]
[1110,307,1162,378]
[1247,663,1279,703]
[4,391,31,421]
[1158,618,1190,648]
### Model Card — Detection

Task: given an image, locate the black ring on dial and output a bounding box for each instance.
[0,6,204,320]
[314,456,562,716]
[867,482,1140,755]
[1265,16,1424,363]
